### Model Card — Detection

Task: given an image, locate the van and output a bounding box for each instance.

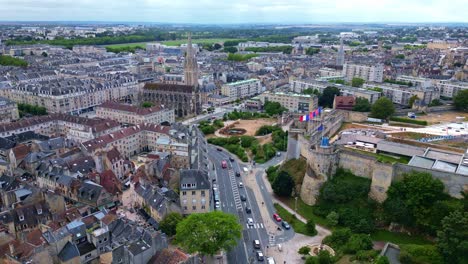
[267,257,276,264]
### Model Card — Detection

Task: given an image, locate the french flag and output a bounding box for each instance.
[300,114,309,122]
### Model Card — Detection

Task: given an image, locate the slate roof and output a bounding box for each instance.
[58,241,80,262]
[180,169,210,191]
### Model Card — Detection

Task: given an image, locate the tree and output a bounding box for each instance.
[306,48,320,55]
[326,211,339,226]
[160,212,183,236]
[371,97,395,120]
[323,228,352,249]
[224,46,238,53]
[141,101,153,108]
[272,171,294,197]
[264,101,287,116]
[319,86,341,108]
[408,95,419,107]
[298,246,311,257]
[351,77,365,87]
[395,54,405,59]
[175,211,242,256]
[436,211,468,264]
[305,219,317,235]
[375,256,390,264]
[343,234,373,254]
[41,51,48,57]
[429,99,443,107]
[353,97,371,112]
[213,43,222,50]
[454,90,468,112]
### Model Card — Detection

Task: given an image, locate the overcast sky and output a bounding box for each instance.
[0,0,466,23]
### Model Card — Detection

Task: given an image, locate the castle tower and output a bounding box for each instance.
[184,32,199,87]
[336,37,344,66]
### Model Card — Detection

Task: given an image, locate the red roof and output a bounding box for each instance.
[99,170,121,195]
[25,229,47,247]
[334,96,356,110]
[11,144,31,160]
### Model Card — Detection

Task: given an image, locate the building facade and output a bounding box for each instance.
[342,63,384,83]
[0,96,19,123]
[221,79,261,101]
[179,169,210,215]
[96,101,175,125]
[435,80,468,98]
[258,91,318,113]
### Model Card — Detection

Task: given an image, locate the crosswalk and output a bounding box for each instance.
[246,223,265,229]
[228,169,243,210]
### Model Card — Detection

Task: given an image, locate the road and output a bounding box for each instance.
[208,145,294,264]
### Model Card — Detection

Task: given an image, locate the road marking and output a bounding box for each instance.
[260,223,264,228]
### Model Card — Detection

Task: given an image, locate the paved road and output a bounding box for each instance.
[208,145,296,264]
[208,145,274,264]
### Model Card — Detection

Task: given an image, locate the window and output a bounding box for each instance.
[192,206,196,210]
[184,206,187,210]
[182,191,186,196]
[202,205,206,209]
[192,191,196,195]
[201,190,205,196]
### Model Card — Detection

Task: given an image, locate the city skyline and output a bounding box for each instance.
[0,0,467,24]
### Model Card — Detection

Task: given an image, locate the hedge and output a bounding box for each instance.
[390,117,427,126]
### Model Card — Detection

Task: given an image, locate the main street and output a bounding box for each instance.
[207,144,295,264]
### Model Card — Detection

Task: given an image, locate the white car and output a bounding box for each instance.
[247,218,254,226]
[215,201,220,208]
[239,182,244,188]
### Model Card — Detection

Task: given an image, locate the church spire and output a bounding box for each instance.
[184,32,199,87]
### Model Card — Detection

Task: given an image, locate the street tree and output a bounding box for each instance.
[352,97,371,112]
[175,211,242,256]
[298,246,311,258]
[370,97,395,120]
[318,86,341,108]
[160,212,183,237]
[436,211,468,264]
[305,219,317,235]
[408,95,419,107]
[454,90,468,112]
[272,171,294,197]
[351,77,365,87]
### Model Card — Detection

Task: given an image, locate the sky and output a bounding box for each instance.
[0,0,466,24]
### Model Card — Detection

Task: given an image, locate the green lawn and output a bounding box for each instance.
[274,203,317,236]
[278,197,432,245]
[105,38,239,48]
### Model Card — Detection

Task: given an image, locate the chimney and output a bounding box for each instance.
[9,243,14,256]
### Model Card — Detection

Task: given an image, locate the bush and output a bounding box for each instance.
[306,219,316,235]
[0,55,28,67]
[326,211,339,226]
[399,244,443,264]
[390,117,427,126]
[354,250,378,261]
[266,165,279,183]
[323,228,352,249]
[272,171,294,197]
[298,246,311,256]
[343,234,373,254]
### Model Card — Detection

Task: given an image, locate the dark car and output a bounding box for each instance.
[235,171,241,177]
[282,221,291,230]
[245,205,251,214]
[216,148,222,151]
[240,194,247,201]
[253,240,261,249]
[229,157,235,162]
[256,251,264,261]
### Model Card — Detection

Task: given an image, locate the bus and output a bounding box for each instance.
[221,160,227,169]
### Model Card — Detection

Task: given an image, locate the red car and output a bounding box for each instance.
[273,213,282,222]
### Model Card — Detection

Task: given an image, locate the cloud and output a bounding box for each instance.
[0,0,466,23]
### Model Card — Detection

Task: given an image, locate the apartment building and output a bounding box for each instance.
[364,83,439,105]
[339,86,381,104]
[396,75,432,88]
[0,96,19,123]
[221,79,262,101]
[342,63,384,83]
[434,80,468,98]
[180,169,210,214]
[0,76,139,114]
[258,91,318,113]
[289,79,328,94]
[0,114,120,142]
[96,101,175,125]
[319,67,343,78]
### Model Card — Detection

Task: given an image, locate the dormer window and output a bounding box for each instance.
[19,215,24,221]
[37,209,42,215]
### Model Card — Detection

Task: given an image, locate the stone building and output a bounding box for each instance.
[0,96,19,123]
[96,101,175,125]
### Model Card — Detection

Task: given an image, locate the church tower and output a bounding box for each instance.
[336,37,345,66]
[184,32,199,87]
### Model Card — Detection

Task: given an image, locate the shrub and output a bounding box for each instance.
[343,234,373,254]
[399,244,443,264]
[390,117,427,126]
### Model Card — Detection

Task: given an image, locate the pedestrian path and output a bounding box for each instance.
[246,223,265,229]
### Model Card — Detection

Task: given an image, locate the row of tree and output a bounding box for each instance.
[18,103,47,117]
[0,55,28,67]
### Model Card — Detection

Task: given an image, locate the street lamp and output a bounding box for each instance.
[295,196,298,213]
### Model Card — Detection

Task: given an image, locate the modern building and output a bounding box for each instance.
[339,85,381,104]
[364,83,439,105]
[342,63,384,83]
[434,80,468,98]
[96,101,175,125]
[258,91,318,113]
[221,79,262,101]
[289,79,328,94]
[0,96,19,123]
[179,169,210,214]
[396,75,432,89]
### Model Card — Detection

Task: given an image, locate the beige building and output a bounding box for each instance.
[434,80,468,98]
[0,114,120,142]
[96,101,175,125]
[289,78,328,94]
[0,77,140,114]
[221,79,262,101]
[258,91,318,113]
[180,169,211,214]
[0,97,19,123]
[342,63,384,83]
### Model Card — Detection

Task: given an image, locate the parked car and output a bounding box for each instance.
[256,251,264,261]
[247,218,254,226]
[217,147,222,151]
[245,206,251,214]
[239,182,243,188]
[240,194,247,201]
[273,213,282,222]
[282,221,291,230]
[236,171,241,177]
[229,157,235,162]
[253,240,261,249]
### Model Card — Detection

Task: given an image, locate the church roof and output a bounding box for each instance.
[143,83,195,93]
